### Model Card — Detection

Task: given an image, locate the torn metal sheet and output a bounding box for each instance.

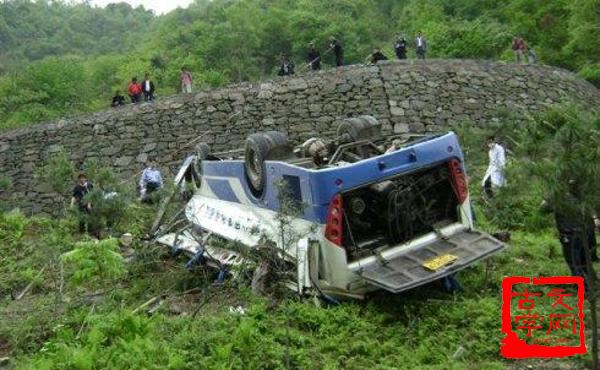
[156,230,245,269]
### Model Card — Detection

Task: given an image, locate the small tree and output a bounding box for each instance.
[511,103,600,369]
[36,153,135,235]
[274,178,307,264]
[250,178,312,296]
[61,238,126,289]
[34,149,75,213]
[80,159,134,234]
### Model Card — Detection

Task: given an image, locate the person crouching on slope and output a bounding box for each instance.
[139,160,163,204]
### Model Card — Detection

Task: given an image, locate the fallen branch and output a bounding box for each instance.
[191,288,214,319]
[59,261,64,300]
[177,287,203,296]
[15,265,47,300]
[174,130,213,155]
[132,283,176,315]
[131,296,162,315]
[76,304,96,339]
[147,299,166,315]
[149,180,182,237]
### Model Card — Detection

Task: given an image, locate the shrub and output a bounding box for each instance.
[578,63,600,87]
[61,238,126,288]
[34,150,75,212]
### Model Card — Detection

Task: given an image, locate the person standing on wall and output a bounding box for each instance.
[307,42,321,71]
[180,67,193,94]
[111,90,126,107]
[395,35,407,60]
[512,37,522,63]
[278,55,295,76]
[481,136,507,197]
[367,48,388,65]
[415,32,427,60]
[520,38,529,63]
[329,36,344,67]
[141,73,155,102]
[127,77,142,103]
[527,47,537,64]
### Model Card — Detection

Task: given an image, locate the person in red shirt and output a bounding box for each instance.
[128,77,142,103]
[512,37,524,63]
[180,67,193,94]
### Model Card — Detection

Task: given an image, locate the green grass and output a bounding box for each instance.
[0,144,597,370]
[0,206,595,370]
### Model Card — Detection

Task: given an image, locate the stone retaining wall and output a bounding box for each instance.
[1,60,598,214]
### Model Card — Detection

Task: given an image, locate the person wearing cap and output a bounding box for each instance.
[329,36,344,67]
[307,42,321,71]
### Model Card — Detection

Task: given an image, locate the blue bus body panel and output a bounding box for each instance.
[200,132,464,224]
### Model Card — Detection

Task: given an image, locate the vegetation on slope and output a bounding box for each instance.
[0,105,599,369]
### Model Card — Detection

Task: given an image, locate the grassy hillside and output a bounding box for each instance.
[1,105,599,369]
[0,183,594,370]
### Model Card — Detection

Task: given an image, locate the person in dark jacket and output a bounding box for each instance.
[329,37,344,67]
[541,181,598,290]
[71,173,93,233]
[368,48,388,64]
[395,35,407,59]
[307,42,321,71]
[111,90,126,107]
[141,73,155,102]
[415,32,427,60]
[278,55,295,76]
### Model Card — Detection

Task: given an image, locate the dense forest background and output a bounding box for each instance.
[0,0,599,131]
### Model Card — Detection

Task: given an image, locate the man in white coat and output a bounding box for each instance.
[482,136,506,197]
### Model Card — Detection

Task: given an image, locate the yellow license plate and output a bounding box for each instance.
[423,254,458,271]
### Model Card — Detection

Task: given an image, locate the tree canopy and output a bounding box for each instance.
[0,0,599,131]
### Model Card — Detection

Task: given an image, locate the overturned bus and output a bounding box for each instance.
[155,115,505,299]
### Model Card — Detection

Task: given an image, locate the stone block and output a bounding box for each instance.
[393,123,409,133]
[136,153,148,163]
[114,156,133,167]
[143,143,157,152]
[390,107,405,116]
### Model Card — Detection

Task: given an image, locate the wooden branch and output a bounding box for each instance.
[76,304,95,339]
[59,261,64,300]
[131,296,160,315]
[149,182,180,237]
[15,265,47,300]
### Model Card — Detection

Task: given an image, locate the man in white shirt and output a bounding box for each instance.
[141,73,155,102]
[482,136,506,197]
[415,32,427,59]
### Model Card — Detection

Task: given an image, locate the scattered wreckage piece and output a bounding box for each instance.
[153,115,507,300]
[156,229,244,273]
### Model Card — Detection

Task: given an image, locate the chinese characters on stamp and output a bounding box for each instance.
[501,276,586,358]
